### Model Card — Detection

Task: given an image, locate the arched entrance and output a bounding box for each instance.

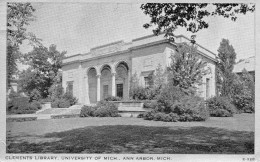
[88,67,97,103]
[100,65,112,100]
[115,61,129,99]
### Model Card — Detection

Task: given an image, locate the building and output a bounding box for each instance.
[62,34,217,104]
[233,56,255,79]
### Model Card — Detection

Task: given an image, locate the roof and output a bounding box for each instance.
[233,56,255,73]
[62,34,217,65]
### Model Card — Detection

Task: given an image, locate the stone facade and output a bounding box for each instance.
[62,34,217,104]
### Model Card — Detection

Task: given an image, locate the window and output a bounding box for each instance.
[66,81,73,95]
[103,85,109,99]
[116,84,123,98]
[144,77,149,88]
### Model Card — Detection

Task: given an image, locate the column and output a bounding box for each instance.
[111,73,116,96]
[97,74,101,101]
[78,64,83,104]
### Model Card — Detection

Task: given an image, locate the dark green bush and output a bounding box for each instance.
[51,100,59,108]
[29,101,42,110]
[141,96,208,122]
[80,101,120,117]
[7,97,40,114]
[143,111,156,120]
[80,105,97,117]
[206,96,236,117]
[156,85,186,113]
[104,96,122,101]
[58,99,71,108]
[232,89,254,113]
[142,100,157,108]
[171,96,209,121]
[153,112,165,121]
[51,92,78,108]
[62,92,78,106]
[169,112,180,122]
[137,113,144,118]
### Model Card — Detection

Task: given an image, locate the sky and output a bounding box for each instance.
[19,3,255,66]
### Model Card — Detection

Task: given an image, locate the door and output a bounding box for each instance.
[116,84,123,98]
[103,85,109,99]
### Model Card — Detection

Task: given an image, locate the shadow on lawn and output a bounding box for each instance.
[7,125,254,154]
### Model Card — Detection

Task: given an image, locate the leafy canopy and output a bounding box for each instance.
[7,3,41,89]
[168,43,209,94]
[216,39,237,97]
[18,45,66,100]
[141,3,255,41]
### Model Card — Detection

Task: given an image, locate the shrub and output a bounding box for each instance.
[80,101,120,117]
[7,97,41,114]
[153,112,165,121]
[137,113,144,118]
[143,111,156,120]
[142,100,157,109]
[171,96,209,121]
[51,92,78,108]
[51,100,59,108]
[58,99,71,108]
[156,85,186,113]
[161,114,172,122]
[206,96,236,117]
[141,96,209,122]
[29,101,42,110]
[62,92,78,106]
[80,105,97,117]
[104,96,122,101]
[169,112,179,122]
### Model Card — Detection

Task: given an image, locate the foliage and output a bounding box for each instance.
[104,96,122,101]
[7,3,41,89]
[62,92,78,106]
[141,95,208,122]
[171,96,209,121]
[216,39,237,98]
[142,100,157,108]
[232,70,254,113]
[7,97,41,114]
[141,3,255,42]
[153,64,167,89]
[206,96,236,117]
[80,105,98,117]
[130,65,167,100]
[51,92,77,108]
[18,45,66,100]
[155,85,186,113]
[167,43,209,94]
[80,101,120,117]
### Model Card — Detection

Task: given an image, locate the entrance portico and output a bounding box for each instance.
[85,61,129,104]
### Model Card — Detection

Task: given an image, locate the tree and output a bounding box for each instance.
[140,3,255,42]
[216,39,236,98]
[7,3,41,89]
[167,43,209,94]
[232,69,255,113]
[18,45,66,101]
[153,64,167,89]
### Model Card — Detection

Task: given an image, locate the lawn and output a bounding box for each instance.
[6,114,254,154]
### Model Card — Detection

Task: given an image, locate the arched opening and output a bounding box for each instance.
[100,65,112,100]
[88,67,97,103]
[115,61,129,99]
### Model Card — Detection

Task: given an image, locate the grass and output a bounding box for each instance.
[7,125,254,154]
